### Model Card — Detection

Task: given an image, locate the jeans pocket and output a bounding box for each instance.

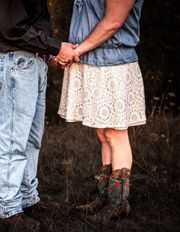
[39,74,47,93]
[38,61,48,93]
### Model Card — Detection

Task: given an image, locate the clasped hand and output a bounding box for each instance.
[56,42,80,68]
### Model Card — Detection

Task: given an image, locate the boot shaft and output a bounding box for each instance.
[95,164,111,198]
[107,168,130,208]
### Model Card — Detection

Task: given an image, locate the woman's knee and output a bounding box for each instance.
[96,128,108,144]
[104,128,128,145]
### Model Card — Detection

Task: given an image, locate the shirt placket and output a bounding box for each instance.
[75,0,84,12]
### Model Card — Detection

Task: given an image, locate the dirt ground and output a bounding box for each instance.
[0,114,179,232]
[32,114,180,232]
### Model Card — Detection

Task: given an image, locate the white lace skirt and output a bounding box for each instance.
[58,62,146,130]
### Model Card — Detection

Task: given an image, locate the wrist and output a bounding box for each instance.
[75,45,86,56]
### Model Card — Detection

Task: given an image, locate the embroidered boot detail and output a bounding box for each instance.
[76,164,111,213]
[87,168,131,223]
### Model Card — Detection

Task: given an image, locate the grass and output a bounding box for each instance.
[33,113,180,232]
[0,113,179,232]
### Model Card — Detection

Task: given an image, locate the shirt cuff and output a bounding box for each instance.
[47,37,61,56]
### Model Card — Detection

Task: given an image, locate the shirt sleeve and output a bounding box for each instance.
[0,0,61,55]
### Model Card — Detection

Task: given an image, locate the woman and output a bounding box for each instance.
[58,0,146,222]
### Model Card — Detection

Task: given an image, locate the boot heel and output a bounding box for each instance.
[125,202,131,215]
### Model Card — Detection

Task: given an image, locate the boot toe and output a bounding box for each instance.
[76,196,106,213]
[87,202,131,223]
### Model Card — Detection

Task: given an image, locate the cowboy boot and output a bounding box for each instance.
[76,164,111,213]
[88,168,131,223]
[23,202,46,219]
[1,213,40,232]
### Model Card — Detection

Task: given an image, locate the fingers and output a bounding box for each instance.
[55,42,81,69]
[57,54,73,64]
[58,60,67,66]
[57,54,80,66]
[74,55,80,63]
[57,55,69,64]
[65,63,72,68]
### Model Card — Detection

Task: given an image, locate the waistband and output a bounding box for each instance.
[0,51,47,62]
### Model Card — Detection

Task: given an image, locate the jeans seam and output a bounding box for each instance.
[7,67,16,195]
[22,196,40,209]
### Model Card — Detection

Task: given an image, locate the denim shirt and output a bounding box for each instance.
[69,0,144,66]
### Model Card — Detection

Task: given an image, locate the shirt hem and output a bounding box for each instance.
[79,58,139,67]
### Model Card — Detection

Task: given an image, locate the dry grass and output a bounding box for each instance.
[0,114,179,232]
[31,114,180,232]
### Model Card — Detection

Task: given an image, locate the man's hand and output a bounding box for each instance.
[56,42,80,67]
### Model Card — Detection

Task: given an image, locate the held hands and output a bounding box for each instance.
[56,42,80,68]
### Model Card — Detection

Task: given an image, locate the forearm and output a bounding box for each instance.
[76,0,135,56]
[75,18,119,56]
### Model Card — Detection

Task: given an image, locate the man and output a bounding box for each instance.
[0,0,79,231]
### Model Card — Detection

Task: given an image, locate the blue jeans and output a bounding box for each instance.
[0,51,48,218]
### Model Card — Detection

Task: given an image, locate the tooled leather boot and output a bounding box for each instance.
[88,168,131,223]
[1,213,40,232]
[76,164,111,213]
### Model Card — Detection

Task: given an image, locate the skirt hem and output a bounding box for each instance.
[59,113,146,130]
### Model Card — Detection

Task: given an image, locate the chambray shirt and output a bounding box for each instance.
[69,0,144,66]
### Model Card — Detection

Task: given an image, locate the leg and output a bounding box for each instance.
[105,129,132,208]
[0,52,39,218]
[76,128,112,213]
[88,128,132,222]
[96,128,112,166]
[21,58,48,209]
[104,129,132,170]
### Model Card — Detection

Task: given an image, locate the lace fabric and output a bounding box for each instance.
[58,62,146,130]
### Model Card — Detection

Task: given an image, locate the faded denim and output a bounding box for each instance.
[69,0,144,66]
[0,51,47,218]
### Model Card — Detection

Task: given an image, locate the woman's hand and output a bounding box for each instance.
[56,43,79,68]
[57,43,80,68]
[57,44,80,69]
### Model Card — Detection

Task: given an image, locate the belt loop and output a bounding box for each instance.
[9,52,14,61]
[0,59,4,71]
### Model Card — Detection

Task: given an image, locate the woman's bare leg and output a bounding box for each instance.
[96,128,112,165]
[104,129,132,170]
